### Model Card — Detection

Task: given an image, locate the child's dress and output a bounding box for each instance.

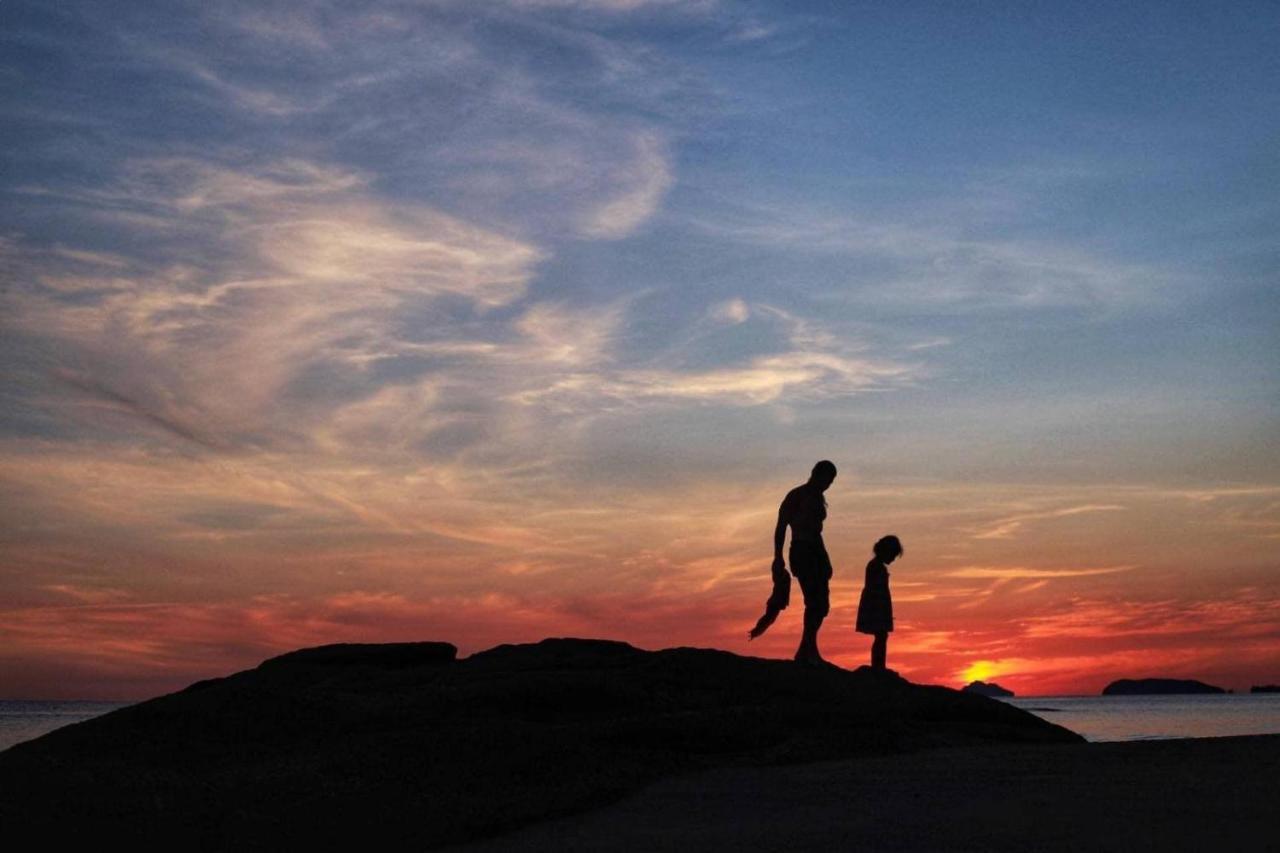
[855,558,894,634]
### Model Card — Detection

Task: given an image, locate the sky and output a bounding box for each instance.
[1,0,1277,700]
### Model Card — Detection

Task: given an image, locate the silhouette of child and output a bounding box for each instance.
[855,535,901,670]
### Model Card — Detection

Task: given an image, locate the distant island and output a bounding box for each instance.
[962,680,1015,697]
[1102,678,1225,696]
[1252,685,1280,694]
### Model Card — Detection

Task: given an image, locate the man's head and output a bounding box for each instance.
[810,460,837,492]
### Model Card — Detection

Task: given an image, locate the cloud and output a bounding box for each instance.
[0,578,760,699]
[177,56,322,116]
[724,21,779,43]
[1151,487,1280,539]
[514,303,920,408]
[945,566,1136,580]
[515,302,624,366]
[34,2,694,248]
[212,5,333,49]
[605,350,911,404]
[968,503,1126,540]
[918,588,1280,693]
[506,0,716,11]
[577,131,674,238]
[5,157,544,450]
[708,298,750,324]
[688,202,1178,311]
[1020,594,1280,642]
[2,152,922,608]
[42,585,133,605]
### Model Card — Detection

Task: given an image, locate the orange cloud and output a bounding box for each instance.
[945,566,1136,580]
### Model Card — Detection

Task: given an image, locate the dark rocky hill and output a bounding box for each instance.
[1102,678,1225,695]
[0,638,1080,850]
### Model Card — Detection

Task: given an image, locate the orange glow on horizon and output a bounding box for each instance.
[960,660,1003,685]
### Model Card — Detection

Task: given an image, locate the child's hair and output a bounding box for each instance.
[811,460,837,479]
[873,535,903,560]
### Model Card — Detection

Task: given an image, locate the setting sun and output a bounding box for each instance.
[961,661,1005,685]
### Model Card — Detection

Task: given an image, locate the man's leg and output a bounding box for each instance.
[795,573,830,663]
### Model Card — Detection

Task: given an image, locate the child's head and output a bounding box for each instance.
[873,535,903,564]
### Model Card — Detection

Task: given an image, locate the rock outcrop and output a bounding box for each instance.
[0,638,1081,850]
[1102,678,1225,695]
[962,680,1015,697]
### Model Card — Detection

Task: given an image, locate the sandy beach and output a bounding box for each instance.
[456,734,1280,852]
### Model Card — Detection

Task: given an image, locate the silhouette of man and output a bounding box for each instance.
[772,460,837,664]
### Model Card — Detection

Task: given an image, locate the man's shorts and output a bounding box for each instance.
[789,540,831,618]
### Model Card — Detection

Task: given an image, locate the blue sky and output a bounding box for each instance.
[1,1,1277,697]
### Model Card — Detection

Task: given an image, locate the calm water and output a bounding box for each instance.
[0,701,131,752]
[2,695,1279,752]
[1007,693,1280,742]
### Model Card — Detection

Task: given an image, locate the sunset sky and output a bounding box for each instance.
[2,1,1277,700]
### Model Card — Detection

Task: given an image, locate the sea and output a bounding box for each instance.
[1005,693,1280,742]
[2,694,1279,752]
[0,701,131,752]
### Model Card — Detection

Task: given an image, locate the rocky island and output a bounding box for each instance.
[962,680,1015,697]
[1102,678,1226,695]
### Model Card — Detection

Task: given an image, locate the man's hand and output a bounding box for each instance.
[771,555,786,576]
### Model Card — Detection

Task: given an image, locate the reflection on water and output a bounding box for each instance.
[1006,694,1280,742]
[0,701,130,752]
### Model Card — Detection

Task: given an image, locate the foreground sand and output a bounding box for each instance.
[456,734,1280,852]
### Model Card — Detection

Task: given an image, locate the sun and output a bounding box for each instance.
[961,660,1001,684]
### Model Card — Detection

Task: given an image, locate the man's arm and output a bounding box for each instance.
[772,498,790,573]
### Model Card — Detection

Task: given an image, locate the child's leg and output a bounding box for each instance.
[871,632,887,669]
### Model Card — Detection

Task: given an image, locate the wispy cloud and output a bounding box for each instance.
[577,130,674,238]
[599,350,912,404]
[971,504,1126,540]
[515,302,626,366]
[708,298,750,324]
[1020,594,1280,642]
[945,565,1136,580]
[506,0,717,12]
[688,199,1182,311]
[6,157,545,451]
[514,302,920,408]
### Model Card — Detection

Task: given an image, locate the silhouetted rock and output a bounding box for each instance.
[1102,678,1225,695]
[962,680,1015,697]
[259,641,457,670]
[0,638,1080,850]
[1251,684,1280,694]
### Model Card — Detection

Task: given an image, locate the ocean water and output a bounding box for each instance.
[1007,693,1280,742]
[0,701,131,752]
